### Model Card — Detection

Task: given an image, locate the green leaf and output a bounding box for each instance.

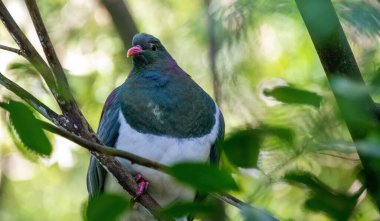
[0,100,52,156]
[222,129,261,168]
[264,86,322,108]
[157,201,221,219]
[241,205,279,221]
[260,125,294,144]
[222,126,294,168]
[86,193,129,221]
[168,162,239,193]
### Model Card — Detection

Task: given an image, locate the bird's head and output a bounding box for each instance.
[127,33,174,69]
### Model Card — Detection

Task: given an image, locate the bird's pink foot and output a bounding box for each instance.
[134,173,149,200]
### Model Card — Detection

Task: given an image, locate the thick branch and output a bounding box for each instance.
[296,0,380,209]
[24,0,71,102]
[0,72,59,124]
[0,44,24,56]
[39,120,168,172]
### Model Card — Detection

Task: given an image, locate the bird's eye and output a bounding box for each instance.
[151,44,157,51]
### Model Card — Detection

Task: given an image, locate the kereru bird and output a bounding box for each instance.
[87,33,224,221]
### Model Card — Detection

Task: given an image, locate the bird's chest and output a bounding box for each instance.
[108,110,219,206]
[116,110,215,165]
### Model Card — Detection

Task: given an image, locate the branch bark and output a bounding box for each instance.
[296,0,380,210]
[0,44,24,56]
[0,72,59,124]
[25,0,71,103]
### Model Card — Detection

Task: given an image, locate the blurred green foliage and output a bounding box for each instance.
[86,193,130,221]
[1,0,380,220]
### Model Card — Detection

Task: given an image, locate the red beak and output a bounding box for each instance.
[127,45,143,57]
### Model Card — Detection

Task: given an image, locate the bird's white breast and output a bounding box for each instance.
[106,103,220,210]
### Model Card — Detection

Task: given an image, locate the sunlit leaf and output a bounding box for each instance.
[86,193,129,221]
[264,86,322,108]
[241,205,279,221]
[0,100,52,156]
[168,162,239,193]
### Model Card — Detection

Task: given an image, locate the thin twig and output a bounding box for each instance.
[0,44,23,56]
[39,120,169,172]
[0,72,59,124]
[25,0,71,102]
[0,1,57,93]
[317,152,360,161]
[205,0,221,104]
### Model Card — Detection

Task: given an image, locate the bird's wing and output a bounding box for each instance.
[209,108,225,165]
[87,87,121,198]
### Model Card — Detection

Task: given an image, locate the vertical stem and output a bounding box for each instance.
[205,0,221,104]
[25,0,71,103]
[0,1,57,96]
[295,0,380,210]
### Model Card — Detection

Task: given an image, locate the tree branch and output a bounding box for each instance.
[0,1,57,95]
[39,120,168,172]
[0,72,59,124]
[0,44,24,56]
[24,0,71,102]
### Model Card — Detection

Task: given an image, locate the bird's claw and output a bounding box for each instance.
[131,173,149,203]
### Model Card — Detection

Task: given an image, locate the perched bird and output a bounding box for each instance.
[87,33,224,221]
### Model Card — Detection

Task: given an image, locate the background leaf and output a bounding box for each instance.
[222,129,261,168]
[168,162,239,193]
[223,126,294,168]
[0,101,52,156]
[264,86,322,108]
[86,193,129,221]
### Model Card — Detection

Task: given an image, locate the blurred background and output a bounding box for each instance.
[1,0,380,220]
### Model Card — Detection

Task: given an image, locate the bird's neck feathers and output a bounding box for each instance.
[133,53,177,72]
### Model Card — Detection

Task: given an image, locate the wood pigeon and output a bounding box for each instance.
[86,33,224,221]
